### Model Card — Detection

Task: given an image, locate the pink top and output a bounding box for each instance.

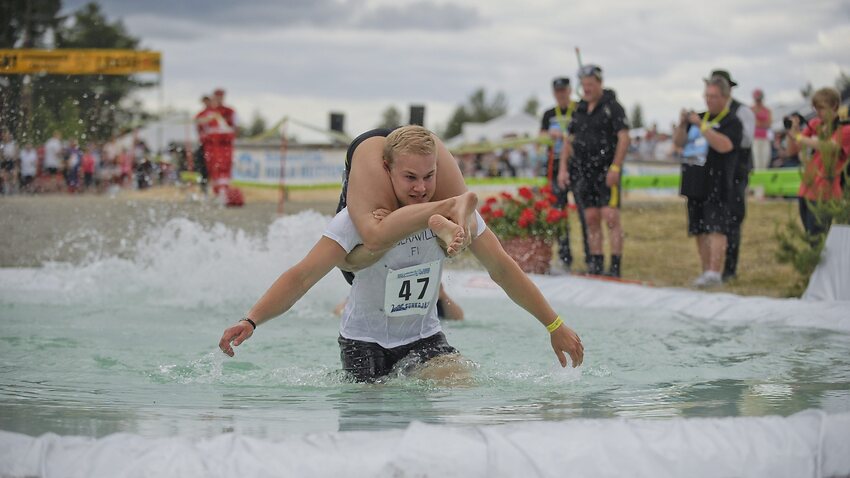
[753,106,771,139]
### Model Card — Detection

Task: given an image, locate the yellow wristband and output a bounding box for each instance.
[795,133,803,143]
[546,316,564,333]
[610,164,621,173]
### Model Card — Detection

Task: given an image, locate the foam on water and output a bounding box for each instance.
[0,211,346,309]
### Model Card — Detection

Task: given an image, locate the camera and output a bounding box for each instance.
[783,112,808,131]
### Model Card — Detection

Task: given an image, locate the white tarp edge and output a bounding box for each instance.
[804,225,850,302]
[441,270,850,333]
[1,410,848,478]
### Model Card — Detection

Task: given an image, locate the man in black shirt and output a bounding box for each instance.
[558,65,630,276]
[540,77,587,273]
[673,75,743,287]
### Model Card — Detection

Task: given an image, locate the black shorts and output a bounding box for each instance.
[338,331,458,383]
[573,166,620,209]
[1,160,14,172]
[687,197,730,235]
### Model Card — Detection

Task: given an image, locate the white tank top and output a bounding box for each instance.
[324,208,485,348]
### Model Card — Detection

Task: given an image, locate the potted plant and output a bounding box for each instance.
[479,185,567,274]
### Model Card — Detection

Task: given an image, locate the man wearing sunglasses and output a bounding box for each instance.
[557,65,630,277]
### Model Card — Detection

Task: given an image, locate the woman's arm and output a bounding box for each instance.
[218,237,346,356]
[469,230,584,367]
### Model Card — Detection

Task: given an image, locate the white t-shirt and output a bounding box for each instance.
[324,208,486,348]
[44,138,63,168]
[1,140,17,162]
[20,148,38,177]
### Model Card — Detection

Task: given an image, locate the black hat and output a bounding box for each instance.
[552,77,570,89]
[706,69,738,87]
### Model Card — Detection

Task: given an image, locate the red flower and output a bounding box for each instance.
[500,192,513,201]
[518,186,534,200]
[541,184,552,194]
[480,204,492,215]
[534,199,549,211]
[485,196,498,206]
[518,216,530,228]
[546,193,558,204]
[492,209,505,218]
[546,208,565,223]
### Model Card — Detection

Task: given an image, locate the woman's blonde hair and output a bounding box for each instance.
[383,125,436,166]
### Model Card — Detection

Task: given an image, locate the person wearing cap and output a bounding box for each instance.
[674,75,743,288]
[751,89,772,171]
[540,77,587,274]
[717,70,755,282]
[558,65,630,277]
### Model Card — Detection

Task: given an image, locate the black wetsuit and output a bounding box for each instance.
[336,128,396,285]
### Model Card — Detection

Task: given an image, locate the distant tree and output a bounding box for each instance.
[442,87,508,138]
[630,103,643,129]
[377,105,402,129]
[800,82,814,100]
[247,110,267,137]
[2,2,154,144]
[523,96,539,117]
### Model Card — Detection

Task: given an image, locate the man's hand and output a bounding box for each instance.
[550,324,584,368]
[605,168,620,188]
[219,321,254,357]
[687,111,701,126]
[557,168,570,189]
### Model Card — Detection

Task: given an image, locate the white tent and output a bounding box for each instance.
[460,112,539,145]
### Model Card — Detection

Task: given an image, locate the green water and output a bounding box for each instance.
[2,297,848,439]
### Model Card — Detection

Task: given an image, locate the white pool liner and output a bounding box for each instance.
[1,410,848,478]
[805,225,850,302]
[442,270,850,333]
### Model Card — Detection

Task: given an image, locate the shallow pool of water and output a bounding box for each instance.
[1,214,848,440]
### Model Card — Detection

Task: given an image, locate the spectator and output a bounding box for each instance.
[19,143,38,192]
[1,130,17,194]
[541,77,587,274]
[559,65,630,277]
[787,87,850,237]
[65,140,81,191]
[674,75,743,287]
[44,131,63,176]
[81,144,97,191]
[771,132,800,168]
[751,89,772,170]
[194,95,212,194]
[714,70,755,282]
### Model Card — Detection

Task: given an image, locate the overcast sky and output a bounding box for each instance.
[63,0,850,140]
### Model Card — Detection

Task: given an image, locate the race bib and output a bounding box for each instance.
[384,260,441,318]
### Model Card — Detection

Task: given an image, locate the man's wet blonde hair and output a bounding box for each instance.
[383,125,436,167]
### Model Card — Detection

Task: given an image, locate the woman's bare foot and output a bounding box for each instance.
[448,192,478,233]
[428,214,465,256]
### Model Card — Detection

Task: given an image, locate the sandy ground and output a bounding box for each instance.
[0,185,341,267]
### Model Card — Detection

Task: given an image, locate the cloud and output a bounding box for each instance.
[64,0,484,35]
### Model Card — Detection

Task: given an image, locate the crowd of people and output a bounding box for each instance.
[0,129,173,195]
[529,66,848,286]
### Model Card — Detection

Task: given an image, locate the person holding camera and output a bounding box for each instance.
[787,87,850,237]
[673,75,743,288]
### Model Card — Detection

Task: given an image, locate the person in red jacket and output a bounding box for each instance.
[199,90,237,196]
[788,87,850,236]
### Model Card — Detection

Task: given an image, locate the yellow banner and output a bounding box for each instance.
[0,49,161,75]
